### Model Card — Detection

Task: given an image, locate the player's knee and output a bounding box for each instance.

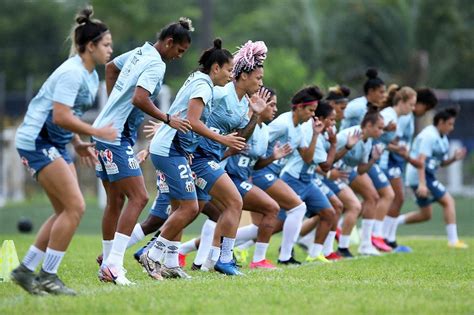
[333,199,343,215]
[422,211,432,221]
[321,208,336,223]
[385,188,395,202]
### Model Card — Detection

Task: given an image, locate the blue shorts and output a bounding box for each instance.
[17,141,72,178]
[322,177,348,195]
[149,193,171,220]
[151,154,197,201]
[348,169,358,184]
[252,169,279,191]
[229,175,253,198]
[383,158,406,180]
[313,177,335,199]
[95,140,141,182]
[367,164,390,190]
[411,174,447,207]
[191,156,225,201]
[281,173,332,216]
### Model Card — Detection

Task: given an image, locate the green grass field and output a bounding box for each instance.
[0,196,473,314]
[0,236,473,314]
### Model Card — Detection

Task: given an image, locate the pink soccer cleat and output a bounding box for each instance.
[372,236,392,252]
[179,253,187,267]
[249,259,277,270]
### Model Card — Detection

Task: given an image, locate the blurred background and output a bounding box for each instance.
[0,0,473,233]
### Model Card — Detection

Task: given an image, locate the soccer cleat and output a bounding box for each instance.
[393,245,413,253]
[305,254,332,264]
[384,239,398,249]
[201,257,217,272]
[37,269,76,295]
[277,257,301,265]
[233,247,249,264]
[96,254,103,266]
[249,259,277,270]
[325,252,343,261]
[448,240,469,249]
[139,252,163,281]
[372,236,392,252]
[10,264,47,296]
[161,266,192,279]
[214,259,244,276]
[336,247,354,258]
[178,253,187,267]
[191,263,202,271]
[358,243,381,256]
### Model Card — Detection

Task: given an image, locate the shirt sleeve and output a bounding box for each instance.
[190,80,213,104]
[336,129,349,152]
[298,122,312,148]
[136,61,165,95]
[418,135,434,157]
[314,135,328,164]
[267,116,287,144]
[238,107,250,129]
[113,51,133,70]
[362,141,371,163]
[52,69,82,107]
[380,108,397,126]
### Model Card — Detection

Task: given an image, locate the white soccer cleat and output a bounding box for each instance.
[358,243,381,256]
[200,258,217,272]
[115,268,135,286]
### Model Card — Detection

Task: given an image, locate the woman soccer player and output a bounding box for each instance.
[140,39,245,280]
[11,7,116,295]
[94,18,193,285]
[399,108,468,249]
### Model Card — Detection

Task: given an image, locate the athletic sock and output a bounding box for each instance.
[373,220,384,238]
[323,231,337,256]
[361,219,375,246]
[127,224,145,248]
[309,243,323,258]
[42,248,65,274]
[22,245,45,272]
[383,216,397,240]
[105,232,130,268]
[193,219,216,266]
[338,235,351,249]
[163,241,181,268]
[279,202,306,261]
[297,228,316,250]
[220,237,235,263]
[179,238,197,255]
[253,242,269,262]
[446,224,459,244]
[236,240,255,250]
[235,224,259,246]
[396,214,406,226]
[147,235,170,263]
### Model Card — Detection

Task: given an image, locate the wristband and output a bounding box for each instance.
[164,113,170,124]
[345,144,352,150]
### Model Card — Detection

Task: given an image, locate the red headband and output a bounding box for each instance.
[291,100,319,108]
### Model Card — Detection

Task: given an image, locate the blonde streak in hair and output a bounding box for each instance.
[399,86,417,102]
[67,25,78,57]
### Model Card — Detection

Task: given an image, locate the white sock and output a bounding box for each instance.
[361,219,375,246]
[387,217,399,242]
[220,237,235,263]
[323,231,336,256]
[396,214,406,226]
[236,240,255,250]
[148,235,170,263]
[105,232,130,268]
[127,224,145,248]
[383,216,396,240]
[163,241,181,268]
[373,220,384,238]
[179,238,197,255]
[193,219,216,266]
[446,224,459,244]
[309,243,323,258]
[253,242,269,262]
[209,246,221,262]
[297,228,316,251]
[280,203,306,261]
[339,235,351,249]
[42,248,65,274]
[22,245,45,272]
[102,240,113,264]
[235,224,259,246]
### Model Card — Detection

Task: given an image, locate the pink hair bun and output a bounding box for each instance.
[232,40,267,77]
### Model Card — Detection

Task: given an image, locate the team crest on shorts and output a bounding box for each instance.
[207,160,221,170]
[156,170,169,193]
[195,177,207,190]
[101,149,118,175]
[42,147,61,161]
[185,180,196,193]
[128,157,139,170]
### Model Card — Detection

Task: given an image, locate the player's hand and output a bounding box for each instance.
[385,121,397,132]
[136,148,150,164]
[143,120,163,138]
[168,114,192,133]
[328,168,349,181]
[273,141,292,160]
[221,132,246,150]
[454,147,467,161]
[371,144,383,161]
[95,123,117,141]
[416,184,429,198]
[247,87,271,114]
[73,141,97,168]
[312,117,324,135]
[327,127,337,145]
[346,129,361,149]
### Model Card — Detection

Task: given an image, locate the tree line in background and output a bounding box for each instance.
[1,0,473,113]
